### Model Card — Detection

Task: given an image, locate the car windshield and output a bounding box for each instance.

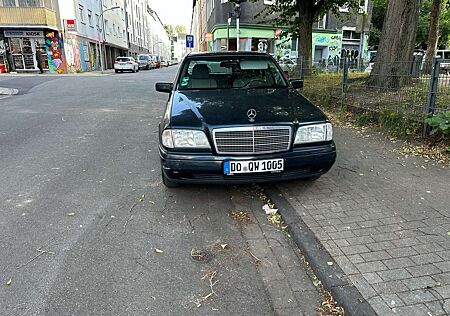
[178,56,288,90]
[139,56,148,60]
[117,57,130,62]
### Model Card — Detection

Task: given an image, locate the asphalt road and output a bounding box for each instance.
[0,68,320,315]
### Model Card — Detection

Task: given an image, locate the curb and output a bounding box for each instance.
[264,185,377,316]
[0,87,19,95]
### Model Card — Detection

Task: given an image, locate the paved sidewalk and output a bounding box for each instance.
[278,127,450,316]
[230,187,323,316]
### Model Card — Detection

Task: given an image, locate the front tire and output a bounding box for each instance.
[115,69,118,73]
[132,67,136,73]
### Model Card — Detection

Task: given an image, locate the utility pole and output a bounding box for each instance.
[233,0,246,51]
[227,13,232,51]
[98,5,120,72]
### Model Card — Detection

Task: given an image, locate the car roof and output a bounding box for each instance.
[186,51,271,58]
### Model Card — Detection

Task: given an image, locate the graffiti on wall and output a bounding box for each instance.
[64,36,96,72]
[45,31,66,74]
[313,33,342,59]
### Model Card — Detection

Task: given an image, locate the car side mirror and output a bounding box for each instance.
[155,82,173,93]
[290,79,303,89]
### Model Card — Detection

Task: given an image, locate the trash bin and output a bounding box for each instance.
[0,64,5,73]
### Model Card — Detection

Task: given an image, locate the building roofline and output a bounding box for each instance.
[186,51,270,57]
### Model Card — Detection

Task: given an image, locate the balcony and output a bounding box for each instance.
[0,7,58,29]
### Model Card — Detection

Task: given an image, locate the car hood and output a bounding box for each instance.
[169,88,327,127]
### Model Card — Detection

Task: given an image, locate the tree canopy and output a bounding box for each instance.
[255,0,360,63]
[370,0,450,49]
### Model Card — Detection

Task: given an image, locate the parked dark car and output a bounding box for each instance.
[138,54,153,70]
[155,52,336,187]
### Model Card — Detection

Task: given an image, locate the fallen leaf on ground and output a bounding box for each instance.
[67,212,75,216]
[327,262,333,266]
[154,248,164,253]
[6,278,12,286]
[220,244,228,249]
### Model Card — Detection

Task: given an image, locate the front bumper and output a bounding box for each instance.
[160,142,336,184]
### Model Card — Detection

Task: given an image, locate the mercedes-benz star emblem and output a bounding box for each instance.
[247,109,257,122]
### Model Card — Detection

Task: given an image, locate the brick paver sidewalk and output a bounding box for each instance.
[278,127,450,316]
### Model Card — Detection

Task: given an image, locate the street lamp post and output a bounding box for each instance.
[232,0,246,51]
[98,5,120,72]
[153,41,163,54]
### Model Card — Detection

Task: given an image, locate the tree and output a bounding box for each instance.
[423,0,442,73]
[368,0,387,48]
[369,0,422,88]
[175,25,187,34]
[255,0,359,66]
[164,24,174,37]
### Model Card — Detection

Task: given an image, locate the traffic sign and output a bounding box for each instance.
[186,35,194,48]
[64,19,77,32]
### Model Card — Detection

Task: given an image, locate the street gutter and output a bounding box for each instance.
[264,185,377,316]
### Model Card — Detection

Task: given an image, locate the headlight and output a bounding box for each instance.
[294,123,332,144]
[161,129,210,149]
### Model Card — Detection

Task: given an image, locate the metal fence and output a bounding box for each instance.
[284,57,450,135]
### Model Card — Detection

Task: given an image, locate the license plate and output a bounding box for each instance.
[224,159,284,175]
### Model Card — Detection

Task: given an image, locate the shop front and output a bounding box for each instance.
[211,24,277,54]
[3,29,48,72]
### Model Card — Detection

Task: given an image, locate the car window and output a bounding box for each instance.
[178,56,287,90]
[116,57,130,62]
[139,56,148,60]
[444,52,450,60]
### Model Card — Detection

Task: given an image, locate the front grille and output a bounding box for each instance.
[213,126,292,154]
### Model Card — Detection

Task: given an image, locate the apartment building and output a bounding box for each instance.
[191,0,371,66]
[147,1,170,61]
[0,0,62,73]
[101,0,127,68]
[0,0,170,73]
[125,0,149,57]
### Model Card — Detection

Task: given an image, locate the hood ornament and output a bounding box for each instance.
[247,109,257,122]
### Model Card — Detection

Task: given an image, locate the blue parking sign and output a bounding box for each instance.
[186,35,194,48]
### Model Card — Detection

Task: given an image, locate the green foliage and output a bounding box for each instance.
[368,0,387,47]
[252,0,360,38]
[371,0,450,49]
[416,0,450,49]
[425,111,450,136]
[379,108,420,136]
[356,113,370,125]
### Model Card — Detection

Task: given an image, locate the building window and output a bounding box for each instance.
[315,15,326,29]
[95,14,100,29]
[88,10,93,26]
[104,19,109,34]
[18,0,40,6]
[2,0,16,6]
[343,30,361,40]
[78,5,85,23]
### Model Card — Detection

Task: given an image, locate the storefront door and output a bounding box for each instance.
[8,37,47,71]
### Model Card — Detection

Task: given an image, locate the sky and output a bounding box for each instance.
[149,0,193,33]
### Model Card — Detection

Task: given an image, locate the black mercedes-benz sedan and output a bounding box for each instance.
[155,52,336,187]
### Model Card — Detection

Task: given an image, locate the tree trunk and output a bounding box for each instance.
[369,0,422,88]
[423,0,442,73]
[297,1,315,74]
